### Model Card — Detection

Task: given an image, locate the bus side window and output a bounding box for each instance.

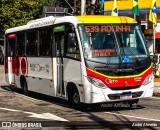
[16,33,25,56]
[66,24,80,60]
[7,34,16,56]
[26,31,38,56]
[39,28,52,56]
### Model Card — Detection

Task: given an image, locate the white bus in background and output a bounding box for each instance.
[4,15,153,106]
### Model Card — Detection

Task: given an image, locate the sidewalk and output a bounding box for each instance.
[154,78,160,96]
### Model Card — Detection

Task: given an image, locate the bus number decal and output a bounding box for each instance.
[85,25,131,33]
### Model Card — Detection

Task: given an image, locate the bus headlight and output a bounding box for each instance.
[87,76,106,88]
[142,74,153,85]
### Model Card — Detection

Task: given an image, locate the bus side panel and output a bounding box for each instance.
[26,57,55,96]
[5,56,20,85]
[26,76,55,96]
[63,58,83,101]
[27,57,52,79]
[63,58,81,84]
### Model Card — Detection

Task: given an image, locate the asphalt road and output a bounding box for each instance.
[0,65,160,130]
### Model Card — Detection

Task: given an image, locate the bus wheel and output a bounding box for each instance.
[69,88,80,106]
[127,99,139,107]
[21,79,29,96]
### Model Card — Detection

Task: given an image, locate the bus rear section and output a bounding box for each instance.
[78,22,153,104]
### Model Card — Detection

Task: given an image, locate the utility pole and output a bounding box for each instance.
[81,0,86,15]
[91,0,96,5]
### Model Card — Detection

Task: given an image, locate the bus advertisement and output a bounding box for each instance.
[4,15,153,106]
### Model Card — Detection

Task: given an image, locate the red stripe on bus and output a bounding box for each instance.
[86,66,152,88]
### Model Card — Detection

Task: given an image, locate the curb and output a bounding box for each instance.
[154,84,160,97]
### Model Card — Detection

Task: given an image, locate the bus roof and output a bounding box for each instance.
[75,15,136,24]
[5,15,136,34]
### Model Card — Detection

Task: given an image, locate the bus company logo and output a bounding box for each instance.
[30,64,45,72]
[45,64,50,74]
[105,78,118,84]
[30,20,54,28]
[116,68,133,72]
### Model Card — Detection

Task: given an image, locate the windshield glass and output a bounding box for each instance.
[78,24,149,64]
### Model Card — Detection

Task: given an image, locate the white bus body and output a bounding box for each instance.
[4,16,153,105]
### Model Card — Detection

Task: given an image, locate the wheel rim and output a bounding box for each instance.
[73,92,80,104]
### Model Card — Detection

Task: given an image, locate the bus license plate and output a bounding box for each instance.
[120,94,132,100]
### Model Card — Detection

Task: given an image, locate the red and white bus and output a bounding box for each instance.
[4,15,153,106]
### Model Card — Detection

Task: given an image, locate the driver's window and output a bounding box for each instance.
[66,24,80,60]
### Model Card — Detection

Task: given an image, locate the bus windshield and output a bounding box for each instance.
[78,24,149,64]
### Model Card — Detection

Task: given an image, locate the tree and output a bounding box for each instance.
[0,0,104,36]
[0,0,57,35]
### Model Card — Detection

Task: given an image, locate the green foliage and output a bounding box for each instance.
[0,0,104,36]
[0,0,57,35]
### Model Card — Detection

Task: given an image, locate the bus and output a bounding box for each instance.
[4,15,153,106]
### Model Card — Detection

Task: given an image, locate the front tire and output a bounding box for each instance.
[127,99,139,108]
[68,88,80,107]
[21,78,29,96]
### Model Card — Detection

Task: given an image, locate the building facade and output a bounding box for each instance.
[104,0,160,54]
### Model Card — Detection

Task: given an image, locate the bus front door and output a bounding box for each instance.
[7,34,16,85]
[55,32,65,98]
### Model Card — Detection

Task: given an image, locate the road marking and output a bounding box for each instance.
[27,113,68,121]
[0,107,20,112]
[104,112,160,121]
[0,107,68,121]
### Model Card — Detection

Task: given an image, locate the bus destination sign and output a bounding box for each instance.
[85,25,131,33]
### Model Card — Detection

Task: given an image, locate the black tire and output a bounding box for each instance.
[21,79,29,96]
[128,99,139,104]
[0,54,3,64]
[127,99,139,108]
[68,88,80,107]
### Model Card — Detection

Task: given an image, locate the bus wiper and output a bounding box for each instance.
[124,45,141,66]
[111,24,123,64]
